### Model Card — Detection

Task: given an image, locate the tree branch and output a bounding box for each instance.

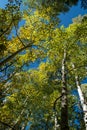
[0,20,13,37]
[0,42,32,67]
[0,120,15,130]
[68,64,87,73]
[13,22,25,47]
[53,94,63,110]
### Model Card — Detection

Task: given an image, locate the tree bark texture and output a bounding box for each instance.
[75,76,87,130]
[61,50,69,130]
[72,64,87,130]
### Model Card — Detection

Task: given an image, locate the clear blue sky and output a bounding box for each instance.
[0,0,8,8]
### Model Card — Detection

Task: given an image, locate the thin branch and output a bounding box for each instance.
[0,62,13,73]
[53,94,63,110]
[0,20,13,37]
[0,120,15,130]
[68,64,87,73]
[14,23,25,47]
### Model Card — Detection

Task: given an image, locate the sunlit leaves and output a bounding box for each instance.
[0,1,87,129]
[0,68,60,129]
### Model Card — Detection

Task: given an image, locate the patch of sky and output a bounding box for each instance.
[59,0,87,27]
[8,19,25,39]
[74,119,81,129]
[23,58,47,71]
[81,77,87,84]
[72,89,79,96]
[0,71,7,81]
[23,60,40,71]
[0,0,23,10]
[25,122,32,130]
[0,0,8,8]
[74,104,83,113]
[73,104,84,129]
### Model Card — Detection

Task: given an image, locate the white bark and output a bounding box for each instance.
[72,64,87,129]
[54,114,58,130]
[55,113,60,130]
[53,111,60,130]
[75,76,87,130]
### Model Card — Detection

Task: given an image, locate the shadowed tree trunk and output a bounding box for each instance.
[61,50,69,130]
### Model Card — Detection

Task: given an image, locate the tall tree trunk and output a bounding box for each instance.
[75,76,87,130]
[72,64,87,130]
[53,95,63,130]
[61,50,69,130]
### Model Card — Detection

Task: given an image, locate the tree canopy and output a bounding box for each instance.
[0,0,87,130]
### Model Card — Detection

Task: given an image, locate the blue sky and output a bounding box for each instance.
[59,0,87,27]
[0,0,8,8]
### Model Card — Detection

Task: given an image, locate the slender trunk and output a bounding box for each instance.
[53,95,63,130]
[72,64,87,130]
[54,111,60,130]
[21,123,26,130]
[75,76,87,130]
[61,50,69,130]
